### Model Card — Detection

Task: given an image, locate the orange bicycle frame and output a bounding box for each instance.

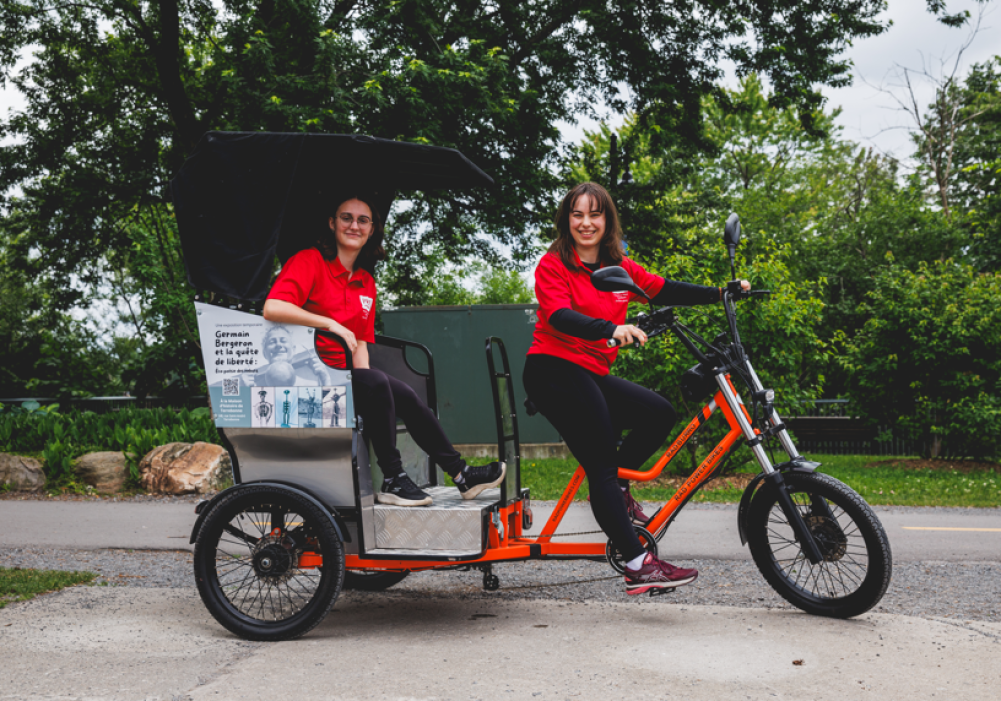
[342,373,757,571]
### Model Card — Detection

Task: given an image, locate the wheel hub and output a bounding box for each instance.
[252,538,296,582]
[806,514,847,561]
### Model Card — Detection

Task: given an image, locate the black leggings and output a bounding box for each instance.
[522,354,677,561]
[352,368,465,479]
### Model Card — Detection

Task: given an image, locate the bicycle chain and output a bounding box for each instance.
[524,529,606,538]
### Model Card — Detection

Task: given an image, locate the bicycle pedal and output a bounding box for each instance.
[648,587,675,597]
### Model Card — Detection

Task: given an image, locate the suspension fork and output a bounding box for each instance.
[743,360,806,462]
[715,372,825,564]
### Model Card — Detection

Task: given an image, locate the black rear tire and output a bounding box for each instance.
[746,471,891,618]
[343,570,410,591]
[193,485,345,641]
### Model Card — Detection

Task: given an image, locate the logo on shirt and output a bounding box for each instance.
[613,291,630,302]
[359,295,374,319]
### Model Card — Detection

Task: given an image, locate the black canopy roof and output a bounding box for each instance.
[171,131,493,301]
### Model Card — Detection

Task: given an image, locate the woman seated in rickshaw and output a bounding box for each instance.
[262,193,505,507]
[523,182,749,595]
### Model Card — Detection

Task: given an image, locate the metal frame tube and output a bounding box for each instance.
[714,372,775,474]
[744,360,802,459]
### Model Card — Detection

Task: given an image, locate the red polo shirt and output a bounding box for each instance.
[267,248,376,367]
[528,251,665,376]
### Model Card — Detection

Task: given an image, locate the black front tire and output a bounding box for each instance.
[343,570,410,591]
[746,471,891,618]
[193,485,345,641]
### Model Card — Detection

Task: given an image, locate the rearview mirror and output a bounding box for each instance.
[590,266,650,301]
[723,213,741,247]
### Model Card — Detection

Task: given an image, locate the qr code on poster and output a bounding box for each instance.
[222,377,240,396]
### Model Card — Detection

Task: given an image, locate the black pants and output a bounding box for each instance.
[522,354,677,561]
[353,368,464,479]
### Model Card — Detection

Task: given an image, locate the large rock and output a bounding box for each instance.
[0,453,46,491]
[75,451,128,492]
[139,442,232,495]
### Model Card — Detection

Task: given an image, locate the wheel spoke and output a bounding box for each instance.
[203,499,335,625]
[749,474,890,615]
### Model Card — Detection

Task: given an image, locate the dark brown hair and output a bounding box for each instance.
[316,193,387,274]
[549,182,625,270]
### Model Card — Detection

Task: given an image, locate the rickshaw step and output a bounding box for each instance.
[373,486,501,552]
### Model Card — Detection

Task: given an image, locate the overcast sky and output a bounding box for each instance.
[1,1,998,165]
[564,0,1000,165]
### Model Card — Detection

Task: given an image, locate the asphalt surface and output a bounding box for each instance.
[2,499,999,562]
[1,497,1000,700]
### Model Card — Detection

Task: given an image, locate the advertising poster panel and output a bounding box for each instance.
[195,302,353,428]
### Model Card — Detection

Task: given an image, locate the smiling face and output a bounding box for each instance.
[568,194,606,263]
[262,327,292,362]
[329,199,373,255]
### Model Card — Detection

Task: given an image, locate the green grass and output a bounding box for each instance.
[509,454,1001,507]
[0,567,98,609]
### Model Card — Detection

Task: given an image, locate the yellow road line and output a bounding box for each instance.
[902,527,1001,532]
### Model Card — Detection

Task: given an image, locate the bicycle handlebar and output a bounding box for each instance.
[604,289,768,349]
[605,337,641,348]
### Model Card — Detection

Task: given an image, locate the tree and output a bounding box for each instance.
[0,1,891,394]
[563,100,830,413]
[379,255,534,307]
[1,1,891,285]
[952,57,1001,271]
[839,259,1001,459]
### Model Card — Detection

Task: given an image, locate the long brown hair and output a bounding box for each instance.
[549,182,625,271]
[316,193,387,274]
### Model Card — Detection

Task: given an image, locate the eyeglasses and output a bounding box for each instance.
[337,213,373,227]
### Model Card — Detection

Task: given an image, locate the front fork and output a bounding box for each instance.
[744,361,808,462]
[715,370,825,564]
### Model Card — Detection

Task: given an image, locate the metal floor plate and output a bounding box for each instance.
[372,487,500,553]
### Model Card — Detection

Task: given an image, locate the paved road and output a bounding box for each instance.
[2,498,999,700]
[2,499,999,561]
[1,586,998,701]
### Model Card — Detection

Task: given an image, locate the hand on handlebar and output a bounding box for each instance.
[606,324,648,348]
[726,279,768,301]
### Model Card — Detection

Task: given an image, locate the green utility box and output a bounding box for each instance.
[381,304,560,445]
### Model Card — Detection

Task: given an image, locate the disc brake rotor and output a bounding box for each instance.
[805,514,847,562]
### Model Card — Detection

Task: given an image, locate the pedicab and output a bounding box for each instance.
[174,132,891,642]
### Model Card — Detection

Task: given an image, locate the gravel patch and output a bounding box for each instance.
[2,547,996,622]
[0,547,193,588]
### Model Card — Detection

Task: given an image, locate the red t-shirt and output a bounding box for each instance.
[267,248,376,368]
[528,251,665,376]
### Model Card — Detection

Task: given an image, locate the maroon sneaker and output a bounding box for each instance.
[624,553,698,596]
[622,487,651,526]
[587,487,651,526]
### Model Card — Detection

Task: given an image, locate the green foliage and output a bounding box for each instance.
[0,0,890,301]
[381,256,534,307]
[612,235,827,416]
[839,260,1001,459]
[564,83,830,412]
[40,439,77,489]
[104,206,204,397]
[477,269,535,305]
[0,405,220,487]
[516,453,1000,507]
[953,57,1001,272]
